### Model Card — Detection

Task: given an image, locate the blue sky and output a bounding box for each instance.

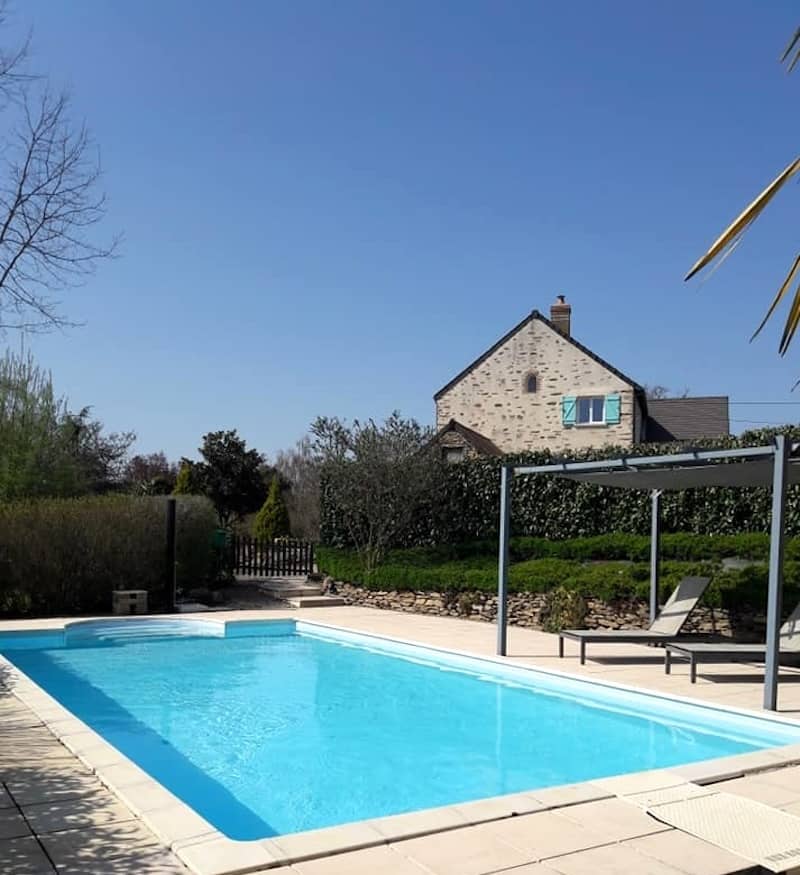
[11,0,800,460]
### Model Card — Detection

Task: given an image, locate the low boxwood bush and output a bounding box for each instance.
[318,534,798,612]
[0,495,218,617]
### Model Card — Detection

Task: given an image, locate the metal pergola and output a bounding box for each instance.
[496,434,799,710]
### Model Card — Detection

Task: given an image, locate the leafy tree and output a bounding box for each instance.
[195,430,265,527]
[0,349,78,498]
[173,460,203,496]
[252,477,291,540]
[0,350,133,498]
[63,408,135,492]
[311,412,440,572]
[125,452,177,495]
[686,27,800,357]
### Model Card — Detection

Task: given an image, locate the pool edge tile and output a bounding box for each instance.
[176,834,283,875]
[451,792,546,824]
[267,822,387,863]
[767,741,800,766]
[528,781,612,810]
[589,769,687,796]
[368,804,470,840]
[672,748,793,785]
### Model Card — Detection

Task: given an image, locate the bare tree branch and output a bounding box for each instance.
[0,7,117,332]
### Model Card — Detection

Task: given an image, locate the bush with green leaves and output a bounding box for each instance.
[317,535,800,614]
[0,350,134,500]
[321,426,800,547]
[0,495,218,617]
[252,478,291,540]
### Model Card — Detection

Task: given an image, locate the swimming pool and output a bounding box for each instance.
[2,618,798,840]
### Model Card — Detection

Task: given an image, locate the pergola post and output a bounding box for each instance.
[497,464,511,656]
[649,489,662,625]
[764,435,789,711]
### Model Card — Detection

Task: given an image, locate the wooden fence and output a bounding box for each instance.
[232,535,315,577]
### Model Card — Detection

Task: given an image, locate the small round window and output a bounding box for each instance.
[525,374,537,393]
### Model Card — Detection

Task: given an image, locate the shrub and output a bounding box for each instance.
[252,478,291,540]
[540,586,587,633]
[0,495,217,617]
[321,426,800,547]
[456,592,475,617]
[317,540,783,611]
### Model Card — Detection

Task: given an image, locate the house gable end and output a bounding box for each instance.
[434,310,645,403]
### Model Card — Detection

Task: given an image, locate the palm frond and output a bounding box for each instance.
[751,254,800,341]
[685,157,800,281]
[779,285,800,355]
[780,26,800,69]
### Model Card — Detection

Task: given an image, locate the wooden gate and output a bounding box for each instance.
[232,536,315,577]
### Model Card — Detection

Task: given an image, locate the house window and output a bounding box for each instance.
[576,396,605,424]
[442,447,466,464]
[525,374,537,393]
[561,393,621,427]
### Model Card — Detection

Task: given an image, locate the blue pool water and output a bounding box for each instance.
[2,619,799,839]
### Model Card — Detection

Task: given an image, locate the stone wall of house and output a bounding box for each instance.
[435,317,639,453]
[323,578,765,640]
[437,429,482,460]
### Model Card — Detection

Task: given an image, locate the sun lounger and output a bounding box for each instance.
[664,602,800,682]
[558,576,711,665]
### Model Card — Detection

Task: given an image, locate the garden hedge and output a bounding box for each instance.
[320,426,800,548]
[317,535,800,613]
[0,495,218,617]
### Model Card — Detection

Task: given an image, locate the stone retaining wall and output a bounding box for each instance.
[322,579,765,639]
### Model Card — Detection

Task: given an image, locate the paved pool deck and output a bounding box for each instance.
[2,605,800,874]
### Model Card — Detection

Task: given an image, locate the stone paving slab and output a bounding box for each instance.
[291,844,430,875]
[0,807,31,839]
[390,824,533,875]
[624,829,762,874]
[22,792,137,834]
[0,834,54,874]
[0,699,188,874]
[539,841,688,874]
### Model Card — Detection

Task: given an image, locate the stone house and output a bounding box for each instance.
[434,297,729,460]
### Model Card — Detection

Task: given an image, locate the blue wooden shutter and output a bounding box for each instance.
[561,396,577,426]
[605,393,621,424]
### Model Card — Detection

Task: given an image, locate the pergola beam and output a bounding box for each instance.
[497,464,511,657]
[765,435,789,711]
[650,490,662,625]
[512,444,777,478]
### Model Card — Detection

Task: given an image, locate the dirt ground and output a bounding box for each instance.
[215,581,285,611]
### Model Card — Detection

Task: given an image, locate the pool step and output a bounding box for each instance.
[286,595,347,608]
[255,577,323,599]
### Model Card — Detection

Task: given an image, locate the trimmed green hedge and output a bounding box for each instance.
[322,532,779,568]
[320,426,800,547]
[0,495,218,617]
[318,538,800,612]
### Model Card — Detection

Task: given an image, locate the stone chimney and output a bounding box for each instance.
[550,295,571,337]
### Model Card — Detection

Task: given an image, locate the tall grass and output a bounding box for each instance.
[0,495,217,617]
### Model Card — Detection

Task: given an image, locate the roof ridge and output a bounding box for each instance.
[433,308,645,401]
[649,395,730,402]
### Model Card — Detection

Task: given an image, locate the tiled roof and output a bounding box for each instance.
[433,419,503,457]
[645,397,730,442]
